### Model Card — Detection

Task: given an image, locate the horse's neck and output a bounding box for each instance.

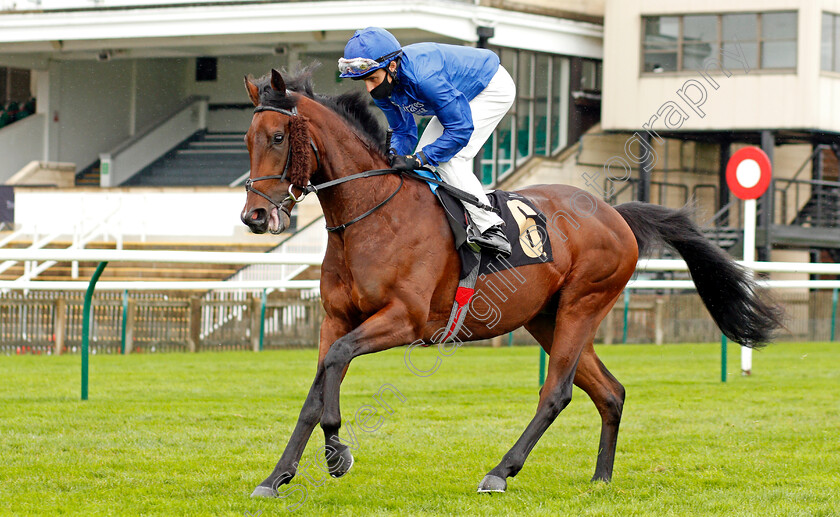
[308,117,395,230]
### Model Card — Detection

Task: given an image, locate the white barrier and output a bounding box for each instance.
[0,249,837,291]
[0,248,833,389]
[0,249,325,291]
[14,188,250,238]
[638,258,840,275]
[0,280,321,291]
[0,249,324,265]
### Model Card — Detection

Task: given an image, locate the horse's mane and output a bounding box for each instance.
[252,64,388,156]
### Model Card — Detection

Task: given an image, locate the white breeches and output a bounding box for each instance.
[416,65,516,233]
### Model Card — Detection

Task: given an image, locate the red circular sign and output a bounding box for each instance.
[726,147,772,200]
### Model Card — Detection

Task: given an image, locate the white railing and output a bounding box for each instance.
[229,170,250,187]
[0,226,29,248]
[14,205,123,282]
[638,258,840,275]
[99,96,208,187]
[227,216,327,284]
[0,249,323,291]
[0,249,837,291]
[0,231,63,276]
[14,187,247,239]
[631,259,840,289]
[201,217,326,338]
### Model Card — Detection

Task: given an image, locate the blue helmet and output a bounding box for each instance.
[338,27,402,79]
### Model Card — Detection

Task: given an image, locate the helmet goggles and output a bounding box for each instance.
[338,49,402,79]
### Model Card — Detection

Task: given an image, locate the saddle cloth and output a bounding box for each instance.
[417,170,554,344]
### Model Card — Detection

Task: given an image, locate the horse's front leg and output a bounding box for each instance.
[251,317,350,498]
[320,301,422,471]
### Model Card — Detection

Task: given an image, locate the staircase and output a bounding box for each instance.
[75,162,101,186]
[121,131,248,187]
[703,226,744,255]
[790,184,840,228]
[788,145,840,228]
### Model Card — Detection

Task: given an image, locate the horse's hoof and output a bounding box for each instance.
[477,474,507,493]
[250,486,278,498]
[327,446,354,478]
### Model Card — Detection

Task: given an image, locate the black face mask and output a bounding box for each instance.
[369,71,395,100]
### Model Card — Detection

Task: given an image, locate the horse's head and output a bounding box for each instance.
[241,69,315,234]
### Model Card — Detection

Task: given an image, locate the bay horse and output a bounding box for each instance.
[240,68,782,497]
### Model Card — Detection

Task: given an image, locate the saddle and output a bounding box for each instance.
[412,169,554,344]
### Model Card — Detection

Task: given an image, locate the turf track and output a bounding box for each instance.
[2,342,838,516]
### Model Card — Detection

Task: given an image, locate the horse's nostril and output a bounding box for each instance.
[243,208,268,227]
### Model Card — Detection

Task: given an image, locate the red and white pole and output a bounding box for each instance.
[726,147,772,376]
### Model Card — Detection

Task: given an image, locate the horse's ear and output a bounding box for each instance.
[288,115,312,187]
[244,75,260,107]
[270,69,287,95]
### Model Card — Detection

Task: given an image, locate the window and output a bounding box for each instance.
[822,12,840,72]
[0,67,32,105]
[722,13,758,70]
[581,60,602,91]
[0,68,6,104]
[195,57,218,82]
[478,49,574,185]
[761,12,797,68]
[643,16,679,72]
[642,12,797,73]
[682,15,717,70]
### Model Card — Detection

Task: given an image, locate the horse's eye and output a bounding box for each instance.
[273,133,284,144]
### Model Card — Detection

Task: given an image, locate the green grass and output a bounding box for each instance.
[2,342,839,516]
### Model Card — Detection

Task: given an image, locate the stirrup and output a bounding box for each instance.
[466,223,511,257]
[465,222,482,253]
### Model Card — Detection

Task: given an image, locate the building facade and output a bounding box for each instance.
[597,0,840,262]
[0,0,604,188]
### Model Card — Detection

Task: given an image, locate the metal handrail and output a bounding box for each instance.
[702,199,740,228]
[229,170,250,187]
[106,96,209,158]
[605,177,636,204]
[784,144,829,186]
[776,177,840,189]
[774,176,840,226]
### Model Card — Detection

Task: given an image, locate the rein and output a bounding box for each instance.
[247,104,497,233]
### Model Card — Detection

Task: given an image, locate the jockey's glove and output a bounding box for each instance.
[389,153,423,172]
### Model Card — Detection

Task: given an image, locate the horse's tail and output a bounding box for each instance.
[614,201,784,348]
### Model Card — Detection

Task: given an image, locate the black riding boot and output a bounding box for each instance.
[467,224,511,257]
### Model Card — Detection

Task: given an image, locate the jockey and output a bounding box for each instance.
[338,27,515,257]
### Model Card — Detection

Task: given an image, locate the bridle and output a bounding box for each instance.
[244,105,321,222]
[246,103,495,233]
[246,103,405,233]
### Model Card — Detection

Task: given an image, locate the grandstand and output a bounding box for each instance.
[0,0,603,284]
[0,0,837,350]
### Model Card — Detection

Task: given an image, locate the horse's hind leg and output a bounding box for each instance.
[574,343,625,482]
[524,313,625,483]
[477,302,605,493]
